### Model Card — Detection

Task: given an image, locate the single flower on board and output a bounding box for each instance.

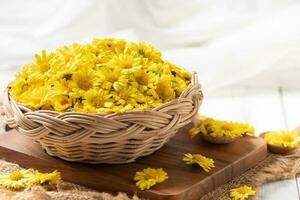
[263,130,300,148]
[134,168,168,190]
[182,153,215,172]
[28,170,61,185]
[230,185,256,200]
[189,118,255,138]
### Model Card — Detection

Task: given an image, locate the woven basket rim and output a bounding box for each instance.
[3,71,202,163]
[5,72,200,116]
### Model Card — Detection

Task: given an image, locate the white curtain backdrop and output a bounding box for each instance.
[1,0,300,96]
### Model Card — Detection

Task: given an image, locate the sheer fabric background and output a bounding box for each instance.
[1,0,300,96]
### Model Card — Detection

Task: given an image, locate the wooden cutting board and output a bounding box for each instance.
[0,124,267,200]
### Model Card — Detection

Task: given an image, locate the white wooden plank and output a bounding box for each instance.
[282,89,300,198]
[256,179,299,200]
[201,88,285,135]
[281,89,300,130]
[297,177,300,199]
[258,88,299,200]
[203,88,299,199]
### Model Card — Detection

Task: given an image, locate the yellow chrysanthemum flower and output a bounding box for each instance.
[9,38,191,114]
[81,88,111,113]
[34,50,55,73]
[230,186,256,200]
[0,169,61,189]
[263,130,300,148]
[155,75,175,102]
[134,168,168,190]
[125,42,162,62]
[182,153,215,172]
[0,170,33,189]
[70,68,103,93]
[28,170,61,185]
[190,118,255,138]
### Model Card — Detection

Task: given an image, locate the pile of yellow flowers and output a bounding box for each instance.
[263,130,300,148]
[0,169,60,189]
[9,38,191,114]
[190,118,255,138]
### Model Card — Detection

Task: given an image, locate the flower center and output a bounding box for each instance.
[221,124,234,131]
[78,80,92,90]
[91,97,103,108]
[60,97,70,106]
[145,173,156,180]
[9,171,24,181]
[282,135,294,143]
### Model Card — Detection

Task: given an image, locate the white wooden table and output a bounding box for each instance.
[202,88,300,200]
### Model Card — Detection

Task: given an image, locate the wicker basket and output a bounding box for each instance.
[3,73,202,164]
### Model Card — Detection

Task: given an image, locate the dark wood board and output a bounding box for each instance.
[0,124,267,200]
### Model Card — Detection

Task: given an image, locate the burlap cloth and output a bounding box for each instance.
[0,114,300,200]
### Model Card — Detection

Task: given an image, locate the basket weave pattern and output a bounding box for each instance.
[3,73,202,164]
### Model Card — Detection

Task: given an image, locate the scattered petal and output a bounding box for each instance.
[183,153,215,172]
